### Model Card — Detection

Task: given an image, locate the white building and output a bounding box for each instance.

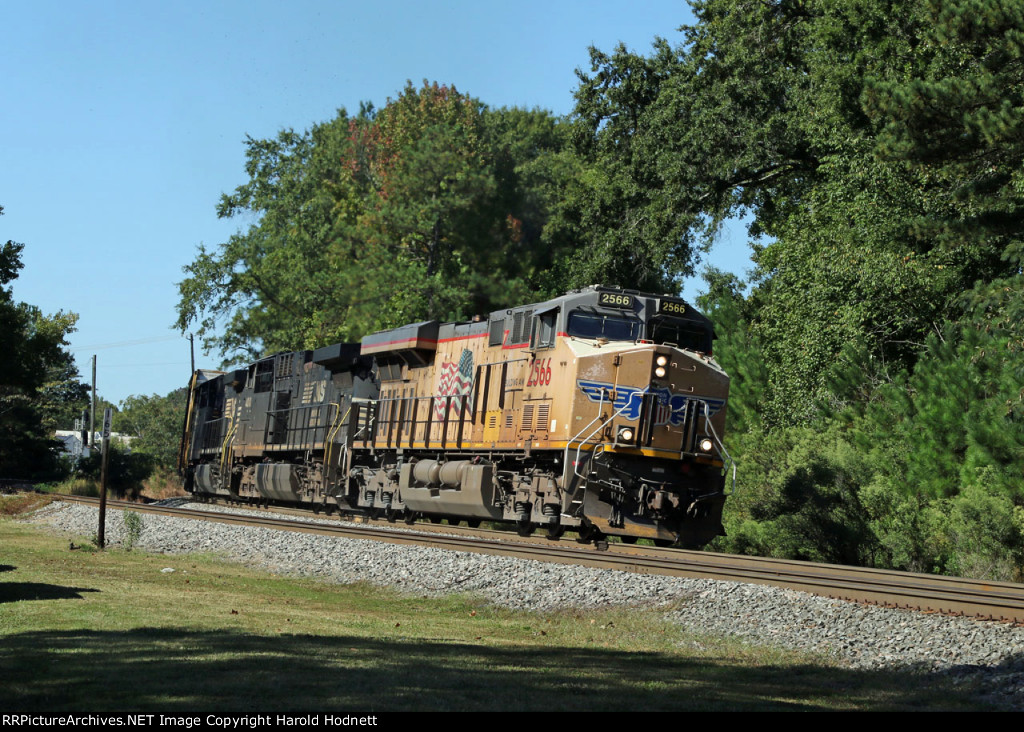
[54,430,134,460]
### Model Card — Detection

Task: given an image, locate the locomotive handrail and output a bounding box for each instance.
[218,415,236,492]
[323,403,349,486]
[177,371,200,473]
[570,387,639,483]
[565,385,605,479]
[352,401,375,440]
[372,391,477,450]
[562,386,607,517]
[399,394,435,448]
[264,400,336,451]
[698,399,736,495]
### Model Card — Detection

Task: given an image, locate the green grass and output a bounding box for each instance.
[0,510,999,712]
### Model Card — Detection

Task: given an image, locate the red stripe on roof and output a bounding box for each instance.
[363,331,489,349]
[438,333,488,343]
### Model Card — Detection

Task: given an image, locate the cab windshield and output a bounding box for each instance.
[649,317,712,352]
[568,311,642,342]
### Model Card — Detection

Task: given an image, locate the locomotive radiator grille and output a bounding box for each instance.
[521,403,534,432]
[537,403,550,433]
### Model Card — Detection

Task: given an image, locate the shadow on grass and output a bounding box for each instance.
[0,628,989,712]
[0,583,99,602]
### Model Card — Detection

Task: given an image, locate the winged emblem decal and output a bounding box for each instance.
[577,379,724,426]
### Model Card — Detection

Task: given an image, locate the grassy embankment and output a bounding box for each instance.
[35,467,188,502]
[0,496,995,712]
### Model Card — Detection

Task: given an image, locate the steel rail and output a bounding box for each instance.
[51,494,1024,623]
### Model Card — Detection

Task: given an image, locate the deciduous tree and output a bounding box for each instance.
[177,83,574,362]
[0,206,80,480]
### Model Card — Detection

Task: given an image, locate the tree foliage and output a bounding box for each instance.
[567,0,1021,425]
[74,442,153,500]
[36,352,91,434]
[565,0,1024,578]
[117,390,188,471]
[177,82,576,362]
[866,0,1024,254]
[0,206,81,480]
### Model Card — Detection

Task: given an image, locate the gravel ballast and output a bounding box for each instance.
[23,500,1024,708]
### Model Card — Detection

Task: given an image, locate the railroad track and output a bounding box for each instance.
[51,493,1024,623]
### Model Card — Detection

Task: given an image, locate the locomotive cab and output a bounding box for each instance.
[551,288,730,546]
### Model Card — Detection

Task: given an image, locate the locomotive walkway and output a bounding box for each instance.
[56,494,1024,624]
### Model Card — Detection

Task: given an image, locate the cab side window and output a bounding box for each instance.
[488,318,505,346]
[532,309,558,349]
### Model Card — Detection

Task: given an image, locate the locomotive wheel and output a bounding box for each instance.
[404,511,418,525]
[429,516,442,524]
[545,524,564,540]
[385,508,398,523]
[576,523,601,544]
[620,535,638,544]
[653,538,675,548]
[516,520,535,537]
[466,519,481,529]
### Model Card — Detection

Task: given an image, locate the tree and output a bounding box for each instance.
[177,83,574,363]
[565,0,1023,424]
[36,352,91,433]
[866,0,1024,256]
[176,122,346,360]
[696,269,766,437]
[117,390,188,471]
[565,1,1024,576]
[0,206,80,480]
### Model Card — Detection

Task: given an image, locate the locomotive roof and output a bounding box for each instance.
[359,284,714,358]
[489,285,714,330]
[193,369,227,385]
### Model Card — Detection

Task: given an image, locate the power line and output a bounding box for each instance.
[67,334,183,352]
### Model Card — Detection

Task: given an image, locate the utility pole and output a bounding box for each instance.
[97,407,112,549]
[90,355,97,449]
[188,333,195,373]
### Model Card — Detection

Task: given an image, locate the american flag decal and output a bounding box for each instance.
[434,349,475,420]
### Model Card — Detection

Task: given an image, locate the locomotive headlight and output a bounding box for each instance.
[617,426,634,443]
[699,438,714,453]
[656,355,669,367]
[654,366,667,378]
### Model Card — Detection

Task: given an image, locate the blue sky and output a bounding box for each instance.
[2,0,752,405]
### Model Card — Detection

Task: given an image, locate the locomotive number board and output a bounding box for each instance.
[598,292,636,309]
[658,300,688,316]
